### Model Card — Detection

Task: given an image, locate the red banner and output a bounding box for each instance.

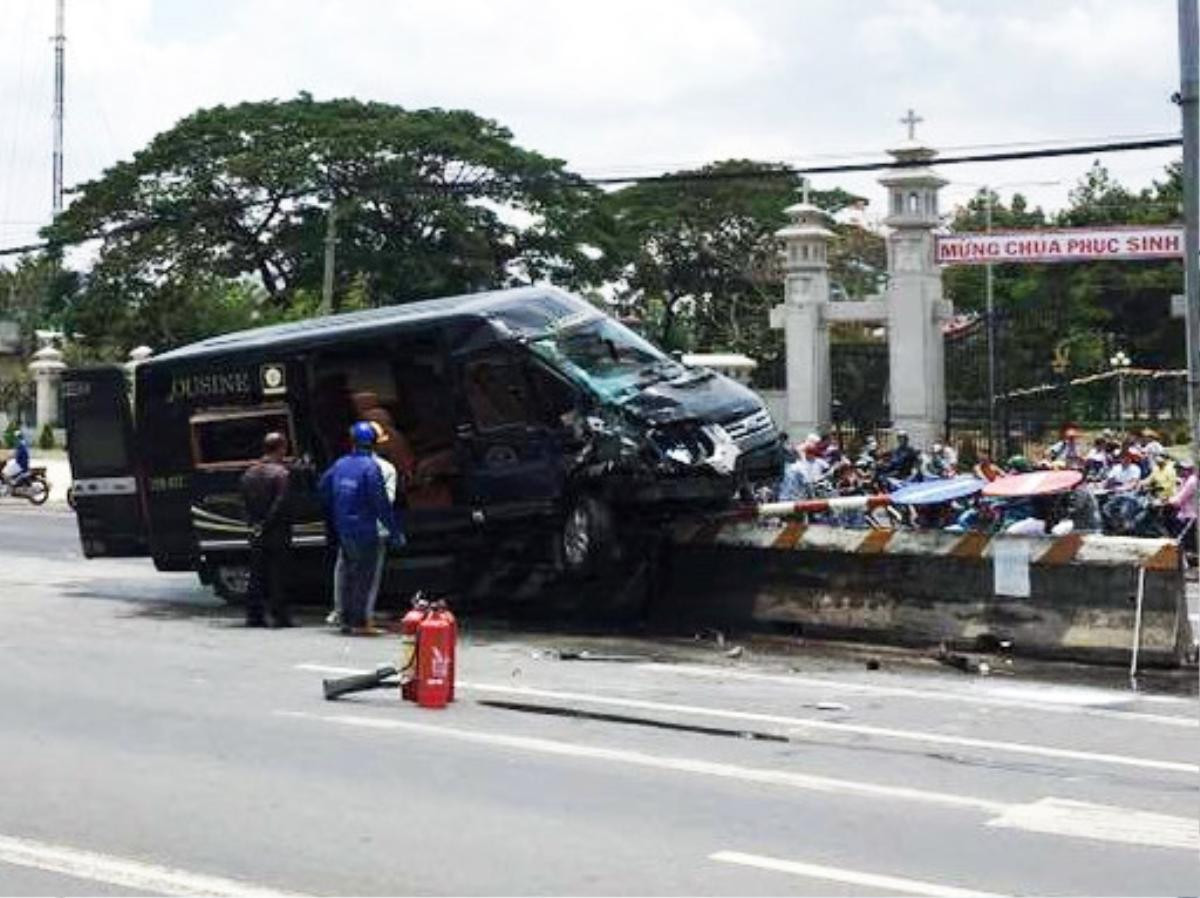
[936,226,1183,265]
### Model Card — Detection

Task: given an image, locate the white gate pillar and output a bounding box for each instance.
[878,133,951,448]
[28,343,66,431]
[771,200,834,439]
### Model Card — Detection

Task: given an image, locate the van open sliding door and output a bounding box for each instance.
[62,366,148,557]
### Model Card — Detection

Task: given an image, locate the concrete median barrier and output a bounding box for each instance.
[661,520,1193,667]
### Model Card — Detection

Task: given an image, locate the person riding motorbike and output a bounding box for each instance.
[1,432,30,486]
[1046,425,1084,470]
[1105,448,1144,492]
[777,444,831,501]
[883,430,920,480]
[922,441,957,478]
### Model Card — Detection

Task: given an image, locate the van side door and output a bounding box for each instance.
[62,366,149,557]
[457,350,571,522]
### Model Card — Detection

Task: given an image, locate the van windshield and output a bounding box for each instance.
[529,317,682,401]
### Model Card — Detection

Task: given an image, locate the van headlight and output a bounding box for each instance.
[649,423,741,475]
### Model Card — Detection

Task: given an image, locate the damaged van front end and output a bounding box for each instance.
[520,303,782,509]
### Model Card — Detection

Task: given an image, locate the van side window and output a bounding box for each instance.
[464,358,533,430]
[190,407,294,469]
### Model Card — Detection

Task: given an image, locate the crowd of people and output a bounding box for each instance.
[772,424,1198,540]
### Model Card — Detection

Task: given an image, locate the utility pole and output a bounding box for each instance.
[984,189,997,458]
[319,199,338,316]
[51,0,65,216]
[1179,0,1200,533]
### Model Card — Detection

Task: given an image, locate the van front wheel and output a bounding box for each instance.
[558,495,615,578]
[212,564,251,604]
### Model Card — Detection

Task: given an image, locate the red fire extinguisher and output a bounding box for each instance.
[415,607,454,709]
[432,600,457,702]
[398,596,429,702]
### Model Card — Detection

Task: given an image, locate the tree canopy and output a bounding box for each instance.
[45,95,609,354]
[602,160,884,362]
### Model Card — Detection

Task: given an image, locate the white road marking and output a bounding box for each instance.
[458,680,1197,774]
[643,663,1199,726]
[278,709,1199,852]
[296,662,363,676]
[294,663,1196,773]
[277,708,1004,812]
[987,797,1200,851]
[710,850,1009,898]
[0,834,305,897]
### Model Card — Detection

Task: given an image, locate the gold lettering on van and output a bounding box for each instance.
[168,371,251,403]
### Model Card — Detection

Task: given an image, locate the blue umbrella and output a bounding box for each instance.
[889,475,986,506]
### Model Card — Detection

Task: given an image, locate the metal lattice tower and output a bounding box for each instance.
[52,0,65,216]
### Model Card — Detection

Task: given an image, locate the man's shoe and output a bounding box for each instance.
[325,609,341,626]
[350,625,386,637]
[245,617,268,628]
[270,618,296,629]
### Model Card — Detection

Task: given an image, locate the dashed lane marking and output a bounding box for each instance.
[0,834,306,897]
[277,709,1199,852]
[709,850,1010,898]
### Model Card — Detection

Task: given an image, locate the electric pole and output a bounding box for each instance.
[52,0,65,217]
[984,190,996,458]
[1179,0,1200,531]
[319,199,338,316]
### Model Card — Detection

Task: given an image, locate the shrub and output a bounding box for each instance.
[2,420,19,449]
[38,423,55,451]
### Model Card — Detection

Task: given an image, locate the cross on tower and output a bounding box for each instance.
[900,108,923,141]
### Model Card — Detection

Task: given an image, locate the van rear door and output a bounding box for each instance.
[62,366,148,557]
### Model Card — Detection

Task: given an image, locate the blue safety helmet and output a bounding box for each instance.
[350,421,376,446]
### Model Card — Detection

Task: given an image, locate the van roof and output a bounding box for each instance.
[148,285,586,365]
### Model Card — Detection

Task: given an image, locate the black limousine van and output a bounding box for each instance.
[64,286,781,601]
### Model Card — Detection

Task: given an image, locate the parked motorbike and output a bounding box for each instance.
[0,466,50,505]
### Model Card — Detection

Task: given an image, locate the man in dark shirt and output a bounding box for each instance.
[239,432,294,628]
[884,430,920,480]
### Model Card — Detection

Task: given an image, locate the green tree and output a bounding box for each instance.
[604,160,882,363]
[46,95,612,351]
[0,254,76,354]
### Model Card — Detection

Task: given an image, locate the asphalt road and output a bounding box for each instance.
[1,505,1197,896]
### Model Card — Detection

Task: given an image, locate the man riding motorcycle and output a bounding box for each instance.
[883,430,920,480]
[1,432,30,487]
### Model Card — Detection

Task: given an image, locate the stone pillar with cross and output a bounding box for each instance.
[770,112,951,448]
[878,114,952,448]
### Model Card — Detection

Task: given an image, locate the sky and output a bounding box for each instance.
[0,0,1186,254]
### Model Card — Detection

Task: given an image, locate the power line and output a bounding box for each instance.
[584,136,1182,185]
[0,134,1184,259]
[577,130,1183,177]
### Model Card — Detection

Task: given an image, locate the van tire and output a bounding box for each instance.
[558,494,615,578]
[211,564,250,604]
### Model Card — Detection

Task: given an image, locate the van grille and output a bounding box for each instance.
[722,408,775,446]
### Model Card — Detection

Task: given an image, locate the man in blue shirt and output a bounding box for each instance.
[319,422,404,635]
[3,432,30,485]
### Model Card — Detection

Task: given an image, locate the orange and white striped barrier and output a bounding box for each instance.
[663,520,1192,667]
